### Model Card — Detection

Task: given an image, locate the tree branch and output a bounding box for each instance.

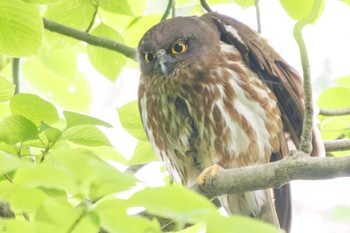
[293,0,322,154]
[319,108,350,116]
[195,150,350,199]
[200,0,213,12]
[324,139,350,152]
[161,0,174,21]
[42,18,137,61]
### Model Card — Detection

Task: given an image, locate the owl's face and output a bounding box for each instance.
[137,16,220,77]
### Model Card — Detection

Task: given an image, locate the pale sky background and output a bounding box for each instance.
[77,0,350,232]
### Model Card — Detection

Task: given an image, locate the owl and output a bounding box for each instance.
[137,12,323,232]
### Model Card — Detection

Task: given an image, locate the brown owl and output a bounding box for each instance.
[137,12,323,232]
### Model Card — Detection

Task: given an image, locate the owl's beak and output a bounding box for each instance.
[156,49,173,76]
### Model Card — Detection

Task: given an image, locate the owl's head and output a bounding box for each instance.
[137,16,220,77]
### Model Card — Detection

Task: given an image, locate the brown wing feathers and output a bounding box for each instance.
[204,12,305,151]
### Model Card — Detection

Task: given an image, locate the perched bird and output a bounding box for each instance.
[137,12,323,232]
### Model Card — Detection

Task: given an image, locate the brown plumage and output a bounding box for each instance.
[137,12,323,232]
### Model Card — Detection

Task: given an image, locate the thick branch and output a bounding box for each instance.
[43,18,137,61]
[324,139,350,152]
[319,108,350,116]
[293,0,322,154]
[195,150,350,199]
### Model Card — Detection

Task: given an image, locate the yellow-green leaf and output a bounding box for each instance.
[0,0,43,57]
[117,101,148,141]
[279,0,324,21]
[87,23,127,81]
[60,125,112,146]
[0,76,15,102]
[0,115,38,144]
[10,93,59,127]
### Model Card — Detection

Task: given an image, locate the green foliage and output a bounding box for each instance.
[87,23,127,81]
[0,0,43,57]
[117,101,148,141]
[279,0,324,21]
[317,75,350,156]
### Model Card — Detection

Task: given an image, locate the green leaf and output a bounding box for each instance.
[117,101,148,141]
[336,75,350,88]
[0,153,23,173]
[7,186,48,212]
[317,87,350,109]
[10,94,59,127]
[208,0,255,9]
[60,125,112,146]
[36,199,82,233]
[0,142,18,155]
[40,124,62,143]
[279,0,324,21]
[87,23,127,81]
[129,185,217,223]
[128,141,157,165]
[88,146,128,165]
[0,219,36,233]
[340,0,350,6]
[22,58,91,112]
[0,0,43,57]
[0,115,38,144]
[14,165,77,192]
[71,212,100,233]
[206,215,280,233]
[0,76,15,102]
[332,205,350,222]
[40,47,78,78]
[95,198,161,233]
[99,0,134,16]
[45,0,96,30]
[124,15,162,47]
[172,223,207,233]
[319,116,350,140]
[63,111,112,128]
[23,0,64,4]
[50,149,136,199]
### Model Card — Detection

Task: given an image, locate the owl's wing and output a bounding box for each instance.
[202,12,324,157]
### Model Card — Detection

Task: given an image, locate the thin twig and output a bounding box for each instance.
[43,18,137,60]
[324,139,350,152]
[293,0,322,154]
[195,150,350,199]
[200,0,213,12]
[12,58,20,94]
[85,0,100,33]
[319,108,350,116]
[161,0,174,21]
[255,0,261,33]
[172,1,176,17]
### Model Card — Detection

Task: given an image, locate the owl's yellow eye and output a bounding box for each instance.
[145,52,156,63]
[171,42,187,54]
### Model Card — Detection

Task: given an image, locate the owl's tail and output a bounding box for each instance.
[217,184,291,232]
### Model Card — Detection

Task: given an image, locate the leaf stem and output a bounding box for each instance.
[12,58,20,94]
[293,0,322,154]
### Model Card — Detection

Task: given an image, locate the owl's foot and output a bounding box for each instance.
[197,163,221,185]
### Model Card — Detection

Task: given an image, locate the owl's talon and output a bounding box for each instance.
[197,164,221,185]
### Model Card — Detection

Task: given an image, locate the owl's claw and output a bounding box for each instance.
[197,163,221,185]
